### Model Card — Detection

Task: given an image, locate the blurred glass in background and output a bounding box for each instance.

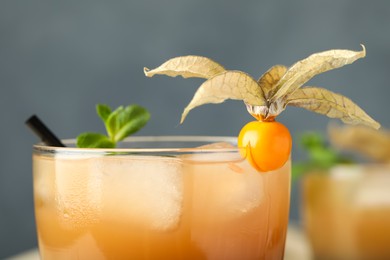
[296,125,390,260]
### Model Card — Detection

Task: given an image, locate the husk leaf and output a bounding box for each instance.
[286,87,380,129]
[257,65,287,99]
[144,55,225,79]
[272,45,366,101]
[328,124,390,163]
[181,71,266,123]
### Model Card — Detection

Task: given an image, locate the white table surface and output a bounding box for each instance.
[9,224,312,260]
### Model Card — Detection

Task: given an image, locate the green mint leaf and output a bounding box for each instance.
[293,131,354,182]
[96,104,112,123]
[105,104,150,142]
[106,106,124,140]
[77,132,115,148]
[76,104,150,148]
[300,132,325,149]
[113,105,151,142]
[292,163,311,182]
[309,147,339,166]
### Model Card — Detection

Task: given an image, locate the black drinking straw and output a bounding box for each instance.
[25,115,66,147]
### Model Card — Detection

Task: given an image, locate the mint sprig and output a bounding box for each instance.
[292,132,353,181]
[77,104,150,148]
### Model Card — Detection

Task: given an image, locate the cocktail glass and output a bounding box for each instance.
[33,136,291,260]
[302,164,390,260]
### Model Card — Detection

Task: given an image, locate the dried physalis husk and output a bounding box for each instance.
[271,45,366,101]
[144,56,225,79]
[328,124,390,163]
[144,45,380,129]
[286,87,380,129]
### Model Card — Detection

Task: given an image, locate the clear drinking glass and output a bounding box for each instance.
[33,136,291,260]
[302,164,390,260]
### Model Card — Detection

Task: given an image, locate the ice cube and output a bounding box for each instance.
[354,168,390,207]
[33,155,56,207]
[211,164,264,216]
[180,142,264,218]
[94,155,183,231]
[182,142,244,172]
[187,154,264,220]
[330,165,364,180]
[54,156,103,228]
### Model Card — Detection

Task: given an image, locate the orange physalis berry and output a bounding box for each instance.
[238,120,292,172]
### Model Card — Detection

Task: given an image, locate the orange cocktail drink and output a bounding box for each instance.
[33,136,291,260]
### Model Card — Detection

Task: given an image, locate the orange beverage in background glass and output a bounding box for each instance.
[302,164,390,260]
[33,136,291,260]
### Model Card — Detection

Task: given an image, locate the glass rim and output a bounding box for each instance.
[33,135,240,154]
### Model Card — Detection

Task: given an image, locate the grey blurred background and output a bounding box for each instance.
[1,0,389,257]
